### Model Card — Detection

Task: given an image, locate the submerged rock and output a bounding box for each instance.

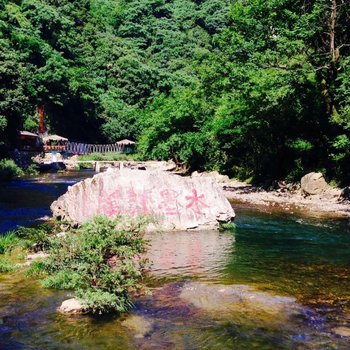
[121,315,153,338]
[58,298,85,314]
[333,326,350,337]
[180,282,299,326]
[51,169,235,230]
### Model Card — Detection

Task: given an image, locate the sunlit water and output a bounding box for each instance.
[1,172,350,349]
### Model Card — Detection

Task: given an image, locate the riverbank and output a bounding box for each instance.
[223,180,350,218]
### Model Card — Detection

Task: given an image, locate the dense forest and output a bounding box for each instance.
[1,0,349,183]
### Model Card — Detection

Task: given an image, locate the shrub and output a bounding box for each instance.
[16,224,53,252]
[39,216,149,314]
[0,159,24,181]
[25,163,40,176]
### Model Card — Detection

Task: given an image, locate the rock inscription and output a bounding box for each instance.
[51,169,235,230]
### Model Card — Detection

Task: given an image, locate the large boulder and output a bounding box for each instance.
[300,172,330,195]
[51,169,235,230]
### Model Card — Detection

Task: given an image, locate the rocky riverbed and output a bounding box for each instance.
[223,182,350,218]
[190,171,350,218]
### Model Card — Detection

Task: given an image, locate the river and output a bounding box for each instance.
[0,172,350,349]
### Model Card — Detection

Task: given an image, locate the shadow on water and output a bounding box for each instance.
[1,172,350,349]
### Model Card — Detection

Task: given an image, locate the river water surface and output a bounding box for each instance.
[0,172,350,349]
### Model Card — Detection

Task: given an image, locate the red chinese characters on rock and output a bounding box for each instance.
[98,188,122,217]
[99,187,150,217]
[98,186,210,219]
[126,187,150,216]
[139,190,150,215]
[126,186,138,216]
[185,189,209,216]
[158,189,181,216]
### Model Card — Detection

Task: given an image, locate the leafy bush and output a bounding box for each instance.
[39,216,149,314]
[0,159,24,181]
[25,163,40,176]
[16,224,54,252]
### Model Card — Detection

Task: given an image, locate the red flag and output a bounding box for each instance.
[38,105,44,134]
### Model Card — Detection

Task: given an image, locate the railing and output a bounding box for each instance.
[43,145,66,151]
[65,142,127,155]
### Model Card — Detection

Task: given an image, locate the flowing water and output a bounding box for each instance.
[1,173,350,349]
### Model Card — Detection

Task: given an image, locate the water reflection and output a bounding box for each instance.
[146,230,234,280]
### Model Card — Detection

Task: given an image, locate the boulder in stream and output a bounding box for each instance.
[51,169,235,230]
[59,298,85,314]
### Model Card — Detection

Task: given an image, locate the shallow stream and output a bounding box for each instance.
[1,172,350,349]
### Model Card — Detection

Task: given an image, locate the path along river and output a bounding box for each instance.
[0,171,350,349]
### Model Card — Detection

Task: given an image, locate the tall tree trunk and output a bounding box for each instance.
[325,0,339,116]
[330,0,337,61]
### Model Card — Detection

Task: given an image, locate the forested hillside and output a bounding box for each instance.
[1,0,349,183]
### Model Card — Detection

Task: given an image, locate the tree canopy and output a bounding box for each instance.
[1,0,349,183]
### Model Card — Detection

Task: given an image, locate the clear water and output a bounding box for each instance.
[1,173,350,349]
[0,170,95,233]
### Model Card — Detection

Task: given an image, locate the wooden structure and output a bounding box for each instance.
[43,134,68,152]
[18,131,40,151]
[116,139,135,154]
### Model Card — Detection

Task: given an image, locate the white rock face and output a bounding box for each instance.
[51,169,235,230]
[59,298,85,314]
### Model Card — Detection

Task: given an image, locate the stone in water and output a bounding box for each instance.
[51,169,235,230]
